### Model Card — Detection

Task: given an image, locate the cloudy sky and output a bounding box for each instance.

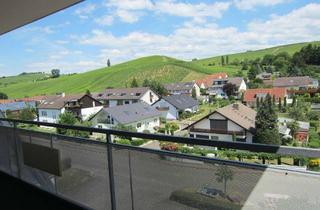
[0,0,319,76]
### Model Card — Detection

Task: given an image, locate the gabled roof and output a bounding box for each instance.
[162,94,199,110]
[243,88,287,102]
[103,103,161,124]
[164,82,196,92]
[228,77,244,87]
[273,76,316,87]
[38,94,98,109]
[196,73,228,89]
[216,103,256,131]
[93,87,154,100]
[184,103,256,132]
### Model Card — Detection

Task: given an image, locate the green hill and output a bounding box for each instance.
[0,72,49,88]
[1,41,319,99]
[192,41,320,69]
[0,56,214,98]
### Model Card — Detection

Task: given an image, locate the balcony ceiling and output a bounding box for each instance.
[0,0,82,35]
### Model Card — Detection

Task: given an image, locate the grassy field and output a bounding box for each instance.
[192,41,320,69]
[1,41,319,98]
[0,72,49,88]
[1,56,211,98]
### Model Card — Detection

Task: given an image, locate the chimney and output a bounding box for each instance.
[233,103,239,110]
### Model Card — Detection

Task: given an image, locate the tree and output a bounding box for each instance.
[0,92,8,99]
[51,69,60,78]
[255,94,280,145]
[142,79,167,96]
[261,54,274,66]
[107,59,111,67]
[130,78,139,87]
[278,97,282,110]
[221,56,225,66]
[288,121,299,138]
[112,124,137,140]
[272,95,276,105]
[215,165,234,195]
[222,83,237,97]
[226,55,229,65]
[191,88,197,99]
[19,108,35,121]
[165,122,179,135]
[86,89,91,95]
[57,111,77,135]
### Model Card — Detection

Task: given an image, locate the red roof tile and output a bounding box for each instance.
[244,88,287,102]
[196,73,228,88]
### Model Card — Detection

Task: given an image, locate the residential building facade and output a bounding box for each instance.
[164,81,200,98]
[243,88,288,107]
[90,103,161,133]
[93,87,159,107]
[273,76,319,90]
[184,103,256,143]
[153,94,199,120]
[38,94,103,123]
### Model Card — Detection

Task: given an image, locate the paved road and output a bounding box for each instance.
[6,130,320,210]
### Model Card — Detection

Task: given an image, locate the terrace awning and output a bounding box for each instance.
[0,0,82,35]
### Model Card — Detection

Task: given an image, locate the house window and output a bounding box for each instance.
[190,134,194,138]
[137,123,141,128]
[196,135,209,139]
[211,136,219,140]
[236,138,246,142]
[98,125,102,129]
[53,114,56,119]
[124,100,130,104]
[210,119,227,130]
[117,100,123,105]
[41,111,47,116]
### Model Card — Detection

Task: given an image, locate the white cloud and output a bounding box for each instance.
[154,0,231,18]
[74,3,96,19]
[95,15,114,26]
[116,10,141,23]
[234,0,289,10]
[79,3,320,64]
[105,0,153,10]
[102,0,231,24]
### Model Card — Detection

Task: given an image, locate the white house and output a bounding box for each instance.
[93,87,159,107]
[90,103,161,133]
[164,81,200,98]
[38,94,103,123]
[152,94,199,120]
[207,77,246,98]
[184,103,256,143]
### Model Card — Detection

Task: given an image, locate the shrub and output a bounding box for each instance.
[161,143,179,151]
[115,139,131,145]
[131,139,148,146]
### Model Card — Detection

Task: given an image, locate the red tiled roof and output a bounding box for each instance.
[196,73,228,88]
[243,88,287,102]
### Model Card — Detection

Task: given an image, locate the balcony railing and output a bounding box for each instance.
[0,117,320,210]
[190,127,246,136]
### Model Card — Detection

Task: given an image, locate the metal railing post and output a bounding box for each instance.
[13,121,21,179]
[106,133,117,210]
[128,150,135,210]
